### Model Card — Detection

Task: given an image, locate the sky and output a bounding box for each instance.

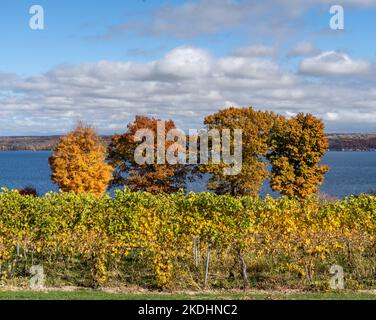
[1,0,376,135]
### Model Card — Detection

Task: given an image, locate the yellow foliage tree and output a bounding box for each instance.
[49,123,113,197]
[267,113,329,198]
[200,107,275,196]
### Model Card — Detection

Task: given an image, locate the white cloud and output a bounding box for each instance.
[217,56,281,80]
[1,47,376,135]
[103,0,376,39]
[299,51,374,77]
[155,47,212,79]
[289,41,321,57]
[232,45,276,57]
[325,112,340,121]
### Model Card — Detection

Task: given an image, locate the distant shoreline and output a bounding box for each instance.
[1,134,376,151]
[1,149,375,152]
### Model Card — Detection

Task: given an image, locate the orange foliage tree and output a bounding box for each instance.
[267,113,329,198]
[200,107,275,196]
[49,123,113,197]
[107,116,188,193]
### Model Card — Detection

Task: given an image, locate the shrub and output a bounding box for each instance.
[17,186,38,197]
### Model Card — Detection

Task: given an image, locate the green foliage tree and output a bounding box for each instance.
[49,123,113,197]
[267,113,329,198]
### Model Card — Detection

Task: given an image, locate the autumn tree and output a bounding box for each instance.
[49,123,113,197]
[199,107,275,196]
[267,113,329,198]
[107,116,188,194]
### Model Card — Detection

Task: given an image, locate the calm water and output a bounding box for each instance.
[0,151,375,198]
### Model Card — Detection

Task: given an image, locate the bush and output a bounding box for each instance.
[17,186,38,197]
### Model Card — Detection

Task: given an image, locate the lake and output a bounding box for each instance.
[0,151,375,198]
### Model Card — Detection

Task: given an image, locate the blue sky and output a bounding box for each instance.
[1,0,376,135]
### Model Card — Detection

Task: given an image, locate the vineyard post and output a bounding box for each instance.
[16,242,20,267]
[204,244,211,288]
[193,237,199,268]
[23,246,28,275]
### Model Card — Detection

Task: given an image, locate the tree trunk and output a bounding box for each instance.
[238,249,250,289]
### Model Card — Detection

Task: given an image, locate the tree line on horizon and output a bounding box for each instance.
[0,133,373,152]
[48,107,329,199]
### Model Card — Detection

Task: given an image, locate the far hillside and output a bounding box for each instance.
[0,136,111,151]
[0,134,376,151]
